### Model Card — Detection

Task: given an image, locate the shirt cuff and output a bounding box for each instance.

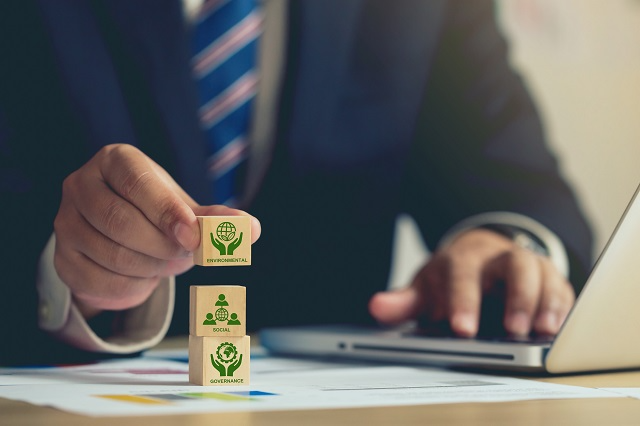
[438,212,569,278]
[37,234,175,354]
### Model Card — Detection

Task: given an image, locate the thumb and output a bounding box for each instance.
[368,286,425,324]
[193,205,261,244]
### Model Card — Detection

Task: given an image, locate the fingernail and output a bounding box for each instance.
[506,311,530,335]
[174,222,197,251]
[451,313,477,336]
[250,216,261,236]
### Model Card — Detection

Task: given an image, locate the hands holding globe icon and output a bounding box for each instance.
[210,221,244,255]
[210,342,243,377]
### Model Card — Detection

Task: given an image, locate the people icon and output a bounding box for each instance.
[203,312,216,325]
[214,294,231,323]
[215,294,229,307]
[227,313,241,326]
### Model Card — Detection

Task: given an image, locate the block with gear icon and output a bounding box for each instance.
[190,285,246,337]
[189,285,250,386]
[189,335,250,386]
[193,215,251,266]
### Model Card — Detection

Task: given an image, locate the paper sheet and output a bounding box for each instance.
[599,388,640,399]
[0,352,621,417]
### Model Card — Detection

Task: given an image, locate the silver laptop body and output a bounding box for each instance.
[261,183,640,374]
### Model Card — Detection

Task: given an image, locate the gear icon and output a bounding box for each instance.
[215,342,238,364]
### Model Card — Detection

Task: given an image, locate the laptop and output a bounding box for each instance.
[261,183,640,374]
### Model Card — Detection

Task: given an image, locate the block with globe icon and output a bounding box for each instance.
[193,216,251,266]
[189,285,250,386]
[189,335,251,386]
[190,285,246,337]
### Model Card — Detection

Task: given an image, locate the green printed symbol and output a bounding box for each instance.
[203,312,216,325]
[215,294,229,307]
[228,313,241,325]
[210,222,243,256]
[215,294,229,322]
[217,222,236,241]
[210,342,243,377]
[203,294,241,326]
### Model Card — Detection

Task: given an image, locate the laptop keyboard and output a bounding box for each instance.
[408,324,555,345]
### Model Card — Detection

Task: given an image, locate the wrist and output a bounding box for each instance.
[438,212,569,278]
[478,224,549,256]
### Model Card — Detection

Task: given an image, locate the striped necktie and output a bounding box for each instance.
[192,0,262,206]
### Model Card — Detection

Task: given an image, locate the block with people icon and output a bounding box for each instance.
[189,285,250,386]
[189,285,246,337]
[193,216,251,266]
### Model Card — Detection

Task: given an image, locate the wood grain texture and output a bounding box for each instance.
[193,216,251,266]
[189,285,246,337]
[189,335,250,386]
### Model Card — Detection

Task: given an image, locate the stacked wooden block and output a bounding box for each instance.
[193,215,251,267]
[189,216,252,386]
[189,285,250,385]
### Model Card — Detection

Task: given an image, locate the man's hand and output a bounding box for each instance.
[53,144,261,318]
[368,229,574,337]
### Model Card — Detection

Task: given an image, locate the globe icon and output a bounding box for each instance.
[216,222,236,242]
[215,307,229,322]
[216,343,238,363]
[223,346,234,359]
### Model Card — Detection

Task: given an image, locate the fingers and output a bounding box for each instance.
[486,249,542,335]
[532,258,575,335]
[368,241,487,336]
[54,207,166,311]
[444,256,483,337]
[54,238,160,311]
[59,205,194,279]
[54,143,262,317]
[98,144,200,251]
[368,229,575,338]
[68,169,190,260]
[436,230,514,336]
[194,205,262,244]
[54,144,197,313]
[369,254,483,337]
[60,207,168,278]
[487,249,574,336]
[368,285,425,324]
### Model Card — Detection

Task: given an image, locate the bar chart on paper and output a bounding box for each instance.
[0,354,621,417]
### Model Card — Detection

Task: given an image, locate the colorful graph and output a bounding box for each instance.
[96,391,278,405]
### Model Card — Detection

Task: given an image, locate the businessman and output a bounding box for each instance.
[0,0,592,364]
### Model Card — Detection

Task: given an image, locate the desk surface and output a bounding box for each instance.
[4,338,640,426]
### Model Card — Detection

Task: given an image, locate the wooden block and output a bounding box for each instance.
[189,335,250,386]
[190,285,246,337]
[193,216,251,266]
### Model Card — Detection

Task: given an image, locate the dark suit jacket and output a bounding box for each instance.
[0,0,592,364]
